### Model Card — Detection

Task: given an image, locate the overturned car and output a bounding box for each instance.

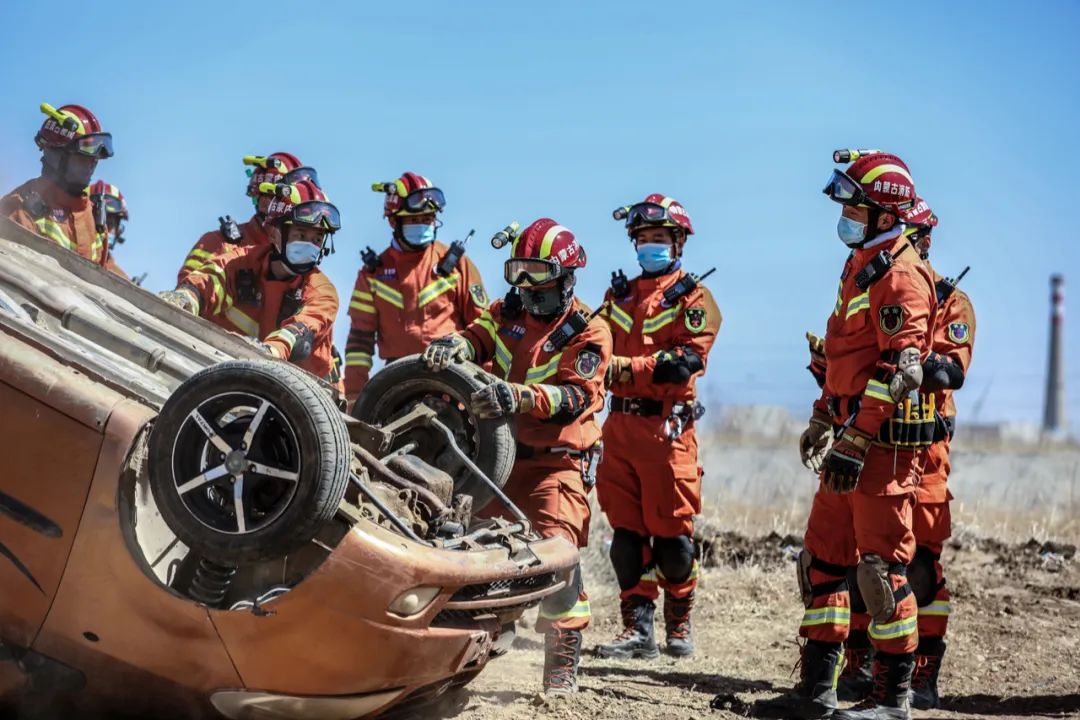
[0,218,578,719]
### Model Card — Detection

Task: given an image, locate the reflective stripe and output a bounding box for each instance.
[869,615,917,640]
[539,224,571,260]
[34,218,75,251]
[534,384,564,417]
[418,274,458,307]
[92,232,106,263]
[643,304,681,334]
[640,568,658,583]
[345,351,373,368]
[494,338,512,377]
[525,353,563,385]
[225,306,259,337]
[265,327,297,352]
[538,597,591,621]
[832,280,844,317]
[845,292,870,319]
[919,601,951,617]
[368,278,404,309]
[189,248,216,261]
[607,304,633,333]
[859,163,915,186]
[475,312,499,341]
[800,606,851,628]
[178,287,201,315]
[655,559,700,584]
[864,379,893,403]
[191,262,230,315]
[349,301,376,314]
[352,289,374,301]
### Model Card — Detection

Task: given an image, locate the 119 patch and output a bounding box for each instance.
[879,305,905,336]
[574,348,602,379]
[685,307,707,333]
[947,322,970,344]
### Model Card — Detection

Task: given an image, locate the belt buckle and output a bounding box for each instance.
[627,397,643,415]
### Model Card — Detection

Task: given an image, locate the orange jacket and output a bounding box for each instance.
[178,243,340,381]
[814,235,937,437]
[600,268,721,403]
[1,176,125,277]
[344,240,487,400]
[177,214,267,286]
[460,297,612,452]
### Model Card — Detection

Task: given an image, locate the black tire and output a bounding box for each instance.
[149,360,351,563]
[352,356,515,509]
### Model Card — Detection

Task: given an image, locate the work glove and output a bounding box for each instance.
[422,334,471,370]
[806,331,827,388]
[821,426,872,493]
[799,410,833,471]
[158,289,196,313]
[605,355,632,387]
[240,335,283,359]
[471,380,536,419]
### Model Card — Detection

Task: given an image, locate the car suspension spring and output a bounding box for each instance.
[189,557,237,607]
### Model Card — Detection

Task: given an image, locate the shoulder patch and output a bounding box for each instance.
[574,347,602,379]
[947,322,970,344]
[469,283,488,307]
[685,307,707,333]
[879,305,905,336]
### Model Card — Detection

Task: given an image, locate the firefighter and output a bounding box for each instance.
[161,179,341,385]
[758,151,936,720]
[89,180,129,269]
[1,102,124,275]
[176,153,318,284]
[344,172,487,408]
[594,194,720,660]
[422,219,610,695]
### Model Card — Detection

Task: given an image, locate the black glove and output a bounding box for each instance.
[822,428,871,493]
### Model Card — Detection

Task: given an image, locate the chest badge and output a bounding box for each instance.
[879,305,905,336]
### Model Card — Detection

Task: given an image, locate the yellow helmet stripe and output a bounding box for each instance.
[859,164,914,186]
[539,224,570,260]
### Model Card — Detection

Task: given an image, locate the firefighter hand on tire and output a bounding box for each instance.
[423,334,472,371]
[822,426,872,493]
[472,380,535,418]
[799,410,833,471]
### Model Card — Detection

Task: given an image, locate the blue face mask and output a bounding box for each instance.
[636,243,674,273]
[285,240,323,268]
[402,223,436,247]
[837,216,867,247]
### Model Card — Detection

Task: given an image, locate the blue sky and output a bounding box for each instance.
[1,1,1077,425]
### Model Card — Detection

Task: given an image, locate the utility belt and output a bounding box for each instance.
[827,394,951,448]
[516,441,603,489]
[609,396,705,440]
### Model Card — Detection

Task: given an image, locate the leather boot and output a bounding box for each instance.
[910,637,945,710]
[594,596,659,660]
[834,652,914,720]
[752,640,842,719]
[837,629,874,701]
[542,629,582,695]
[663,590,694,657]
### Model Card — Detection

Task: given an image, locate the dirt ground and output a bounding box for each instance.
[423,530,1080,720]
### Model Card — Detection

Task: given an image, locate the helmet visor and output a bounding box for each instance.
[284,166,320,188]
[504,257,561,287]
[402,187,446,214]
[822,169,865,206]
[625,202,673,228]
[291,201,341,231]
[97,194,125,215]
[70,132,114,159]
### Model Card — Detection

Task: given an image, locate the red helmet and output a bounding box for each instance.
[262,180,341,231]
[244,152,305,197]
[373,172,446,219]
[824,151,916,213]
[89,180,129,219]
[504,218,586,287]
[35,103,113,158]
[617,193,694,237]
[902,196,938,258]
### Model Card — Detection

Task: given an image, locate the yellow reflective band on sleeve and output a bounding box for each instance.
[189,248,216,261]
[265,327,297,352]
[475,311,499,342]
[494,338,512,377]
[608,304,633,333]
[918,601,951,617]
[832,280,844,317]
[800,606,851,628]
[538,597,592,621]
[368,278,404,309]
[345,351,373,368]
[183,258,204,271]
[91,232,106,263]
[845,292,870,319]
[642,304,681,334]
[418,274,459,307]
[352,289,374,301]
[864,379,893,403]
[225,305,259,337]
[349,301,376,314]
[178,287,201,315]
[33,218,75,251]
[524,353,563,385]
[868,615,917,640]
[534,384,564,417]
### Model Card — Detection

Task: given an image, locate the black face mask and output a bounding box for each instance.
[521,272,576,319]
[42,147,96,196]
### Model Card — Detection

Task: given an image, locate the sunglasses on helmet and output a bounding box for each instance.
[68,132,114,159]
[402,187,446,214]
[504,257,563,287]
[283,166,320,188]
[289,201,341,231]
[620,202,676,228]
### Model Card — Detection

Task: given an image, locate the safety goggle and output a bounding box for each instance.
[402,187,446,214]
[289,201,341,231]
[821,169,882,209]
[92,194,125,216]
[623,202,674,228]
[504,257,561,287]
[68,132,114,159]
[283,166,320,188]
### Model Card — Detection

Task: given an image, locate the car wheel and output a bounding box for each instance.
[148,360,350,563]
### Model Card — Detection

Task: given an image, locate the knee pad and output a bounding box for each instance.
[798,551,850,609]
[856,554,906,623]
[848,566,867,613]
[908,545,941,607]
[653,535,695,584]
[543,564,583,616]
[609,529,646,591]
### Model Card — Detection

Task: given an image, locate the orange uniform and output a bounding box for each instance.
[1,176,125,276]
[597,269,721,601]
[177,214,267,286]
[344,241,487,403]
[178,243,340,383]
[459,296,611,631]
[802,234,937,656]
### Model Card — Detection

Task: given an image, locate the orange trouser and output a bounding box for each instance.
[484,454,591,633]
[801,445,920,655]
[597,412,701,601]
[912,495,951,639]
